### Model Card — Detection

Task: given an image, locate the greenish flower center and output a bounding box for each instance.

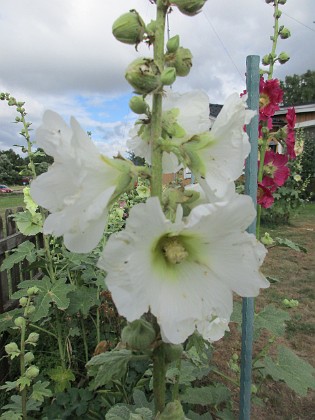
[263,162,276,177]
[161,237,189,264]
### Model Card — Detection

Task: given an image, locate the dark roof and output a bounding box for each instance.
[209,104,223,118]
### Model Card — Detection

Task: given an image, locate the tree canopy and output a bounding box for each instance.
[281,70,315,106]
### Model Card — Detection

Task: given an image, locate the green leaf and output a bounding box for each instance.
[13,277,75,321]
[105,405,131,420]
[187,411,213,419]
[1,241,36,271]
[0,380,18,392]
[16,376,31,391]
[23,187,38,215]
[48,366,75,393]
[67,286,100,316]
[2,395,41,413]
[0,411,23,420]
[275,237,307,253]
[30,381,52,402]
[254,305,291,338]
[132,389,154,410]
[266,276,281,284]
[87,349,133,390]
[13,210,43,236]
[262,345,315,396]
[181,384,231,406]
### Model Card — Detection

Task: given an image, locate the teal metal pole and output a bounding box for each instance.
[239,55,260,420]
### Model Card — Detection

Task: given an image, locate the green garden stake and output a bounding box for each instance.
[239,55,260,420]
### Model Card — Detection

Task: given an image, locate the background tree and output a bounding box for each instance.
[0,149,25,184]
[281,70,315,106]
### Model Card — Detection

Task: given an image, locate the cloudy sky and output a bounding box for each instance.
[0,0,314,157]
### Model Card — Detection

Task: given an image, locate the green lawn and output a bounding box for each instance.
[0,193,24,221]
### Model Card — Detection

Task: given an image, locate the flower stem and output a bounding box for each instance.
[152,345,167,414]
[150,0,167,200]
[20,321,27,420]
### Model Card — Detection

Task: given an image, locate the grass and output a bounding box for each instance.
[0,192,24,226]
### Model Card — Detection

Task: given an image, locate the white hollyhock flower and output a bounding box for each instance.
[30,110,134,253]
[127,90,211,173]
[182,93,255,198]
[98,195,268,344]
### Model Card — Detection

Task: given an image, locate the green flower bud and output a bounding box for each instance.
[278,0,287,4]
[112,10,146,46]
[157,401,185,420]
[27,286,39,296]
[25,365,39,379]
[25,305,36,316]
[274,9,282,18]
[262,54,272,66]
[8,97,17,106]
[161,67,176,86]
[166,35,180,53]
[165,47,193,77]
[121,319,156,351]
[5,342,20,355]
[129,96,149,114]
[146,20,157,37]
[260,232,274,246]
[162,343,183,363]
[278,51,290,64]
[0,93,5,100]
[14,316,26,328]
[19,297,28,307]
[26,332,39,344]
[265,0,274,3]
[125,58,161,94]
[24,352,35,365]
[172,0,207,16]
[279,27,291,39]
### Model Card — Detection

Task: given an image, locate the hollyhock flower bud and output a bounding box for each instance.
[262,54,272,65]
[265,0,274,3]
[129,96,149,114]
[165,47,192,77]
[274,9,282,18]
[25,365,39,379]
[172,0,207,16]
[278,0,287,4]
[261,232,274,246]
[24,352,35,365]
[279,27,291,39]
[5,342,20,356]
[26,332,39,344]
[112,10,146,46]
[8,97,17,106]
[121,319,156,351]
[125,58,161,94]
[278,52,290,64]
[166,35,180,53]
[161,67,176,85]
[14,317,26,328]
[19,297,28,307]
[27,286,39,296]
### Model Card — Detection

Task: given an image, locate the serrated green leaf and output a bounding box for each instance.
[262,345,315,396]
[132,389,154,410]
[23,187,38,215]
[275,237,307,253]
[1,241,36,271]
[87,349,133,390]
[105,405,131,420]
[181,384,231,406]
[0,410,23,420]
[0,380,18,392]
[30,381,52,402]
[2,395,41,412]
[13,210,43,236]
[254,305,290,339]
[67,286,100,316]
[48,366,75,393]
[16,376,31,391]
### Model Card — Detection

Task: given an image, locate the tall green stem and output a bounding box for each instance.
[268,0,279,80]
[20,322,27,420]
[152,346,167,414]
[150,0,167,200]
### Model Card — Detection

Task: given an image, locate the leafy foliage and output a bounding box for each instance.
[281,70,315,106]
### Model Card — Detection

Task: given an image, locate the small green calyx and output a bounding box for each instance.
[162,237,188,264]
[14,316,26,328]
[121,319,156,351]
[112,10,146,47]
[162,342,183,363]
[172,0,207,16]
[166,35,180,53]
[25,365,40,379]
[26,332,39,344]
[5,342,20,356]
[125,58,161,94]
[279,27,291,39]
[129,96,149,115]
[262,54,273,66]
[161,67,176,86]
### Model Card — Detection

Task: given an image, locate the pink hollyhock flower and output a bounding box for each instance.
[285,107,296,159]
[261,150,290,187]
[257,182,274,208]
[259,78,283,125]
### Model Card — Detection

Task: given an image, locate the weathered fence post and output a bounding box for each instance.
[239,55,260,420]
